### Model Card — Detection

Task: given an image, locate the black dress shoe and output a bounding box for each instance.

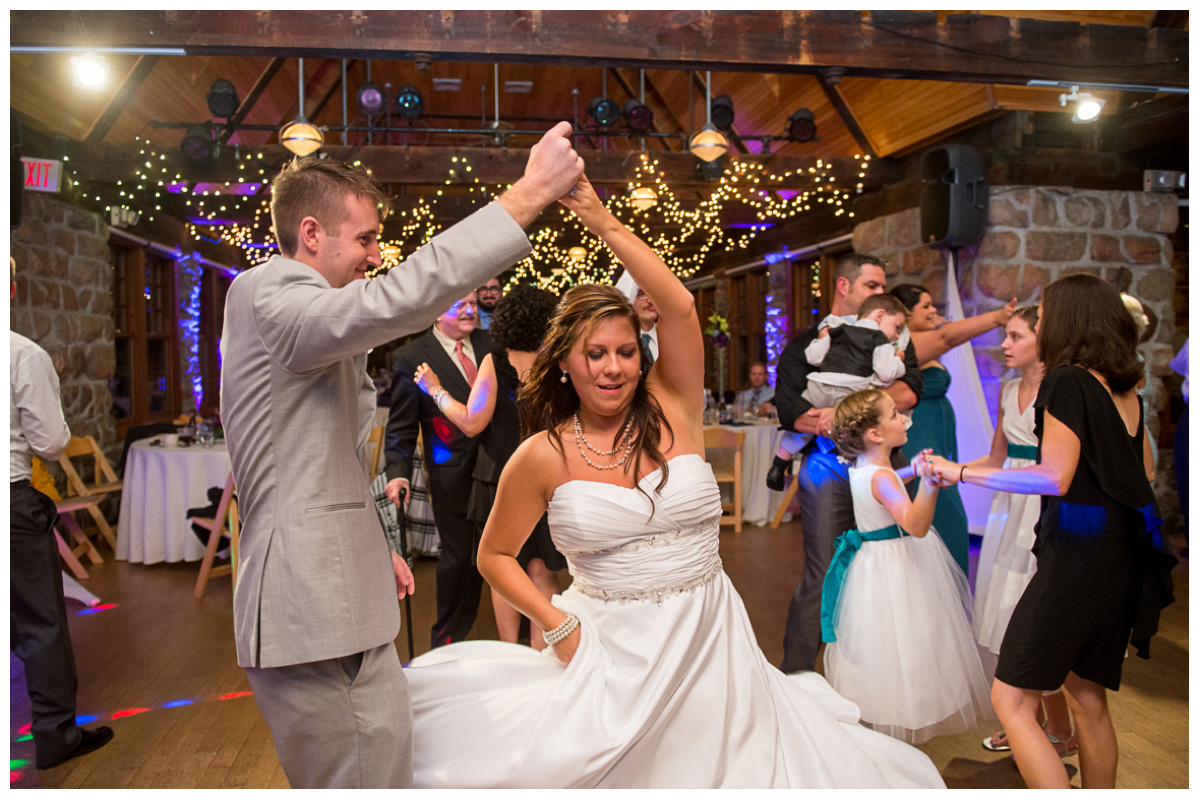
[36,726,114,769]
[766,456,791,492]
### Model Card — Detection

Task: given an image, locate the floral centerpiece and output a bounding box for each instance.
[705,312,730,402]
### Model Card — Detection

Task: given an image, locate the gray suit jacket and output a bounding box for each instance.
[220,202,531,668]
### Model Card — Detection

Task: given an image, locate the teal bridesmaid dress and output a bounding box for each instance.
[901,366,971,577]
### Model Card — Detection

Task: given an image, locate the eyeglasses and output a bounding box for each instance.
[476,286,502,295]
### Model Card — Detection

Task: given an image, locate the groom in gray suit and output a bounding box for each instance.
[220,122,583,788]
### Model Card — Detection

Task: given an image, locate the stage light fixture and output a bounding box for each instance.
[71,52,110,89]
[623,99,654,133]
[710,94,735,131]
[1058,85,1106,124]
[206,79,240,119]
[587,97,621,127]
[357,82,386,116]
[181,123,219,162]
[395,84,423,119]
[786,109,817,142]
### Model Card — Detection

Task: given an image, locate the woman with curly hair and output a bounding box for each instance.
[413,283,566,650]
[401,176,943,788]
[933,274,1176,788]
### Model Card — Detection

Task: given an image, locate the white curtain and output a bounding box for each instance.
[939,252,996,533]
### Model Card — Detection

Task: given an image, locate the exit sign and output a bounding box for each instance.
[22,157,62,193]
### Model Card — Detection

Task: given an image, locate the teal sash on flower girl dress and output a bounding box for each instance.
[820,524,905,643]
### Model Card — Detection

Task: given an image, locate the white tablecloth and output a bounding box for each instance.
[704,421,791,527]
[116,438,232,564]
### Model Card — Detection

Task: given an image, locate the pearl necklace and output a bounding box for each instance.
[574,413,635,471]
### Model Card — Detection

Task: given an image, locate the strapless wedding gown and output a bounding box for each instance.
[404,455,945,788]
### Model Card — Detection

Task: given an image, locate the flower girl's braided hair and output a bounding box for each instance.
[829,388,887,459]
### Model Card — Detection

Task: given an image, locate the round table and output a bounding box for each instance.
[704,419,791,527]
[116,437,232,564]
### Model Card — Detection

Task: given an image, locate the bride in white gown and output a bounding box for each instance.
[403,177,945,789]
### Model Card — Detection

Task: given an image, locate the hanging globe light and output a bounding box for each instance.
[567,246,588,262]
[689,123,728,163]
[280,116,324,157]
[629,186,658,211]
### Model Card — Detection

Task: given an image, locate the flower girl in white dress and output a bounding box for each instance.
[822,388,993,744]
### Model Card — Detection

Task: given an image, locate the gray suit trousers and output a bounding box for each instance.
[245,642,412,788]
[779,451,854,674]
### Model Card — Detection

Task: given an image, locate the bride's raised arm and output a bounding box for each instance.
[559,177,703,413]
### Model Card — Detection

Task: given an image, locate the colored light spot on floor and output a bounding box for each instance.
[14,735,32,743]
[111,708,150,719]
[10,760,28,770]
[162,700,194,708]
[75,715,98,725]
[17,725,30,735]
[76,603,118,616]
[10,771,22,784]
[219,691,253,700]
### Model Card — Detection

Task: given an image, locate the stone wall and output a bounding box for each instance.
[11,193,118,484]
[851,187,1182,530]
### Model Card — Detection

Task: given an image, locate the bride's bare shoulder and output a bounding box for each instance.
[509,430,570,485]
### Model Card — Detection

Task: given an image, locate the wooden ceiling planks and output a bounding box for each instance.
[837,77,998,157]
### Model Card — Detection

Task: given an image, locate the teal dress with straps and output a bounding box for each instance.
[901,366,970,575]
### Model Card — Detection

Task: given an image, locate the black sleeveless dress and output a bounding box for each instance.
[995,366,1176,692]
[466,349,567,571]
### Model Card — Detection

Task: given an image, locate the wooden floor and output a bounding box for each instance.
[10,520,1190,789]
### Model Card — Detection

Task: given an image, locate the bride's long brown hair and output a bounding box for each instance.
[518,284,674,498]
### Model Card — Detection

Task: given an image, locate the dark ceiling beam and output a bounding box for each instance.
[24,139,899,191]
[219,57,285,145]
[815,69,876,157]
[274,57,341,130]
[11,10,1187,88]
[308,59,358,128]
[1099,94,1190,156]
[82,55,160,143]
[1150,10,1189,29]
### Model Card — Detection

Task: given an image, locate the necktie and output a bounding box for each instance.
[641,332,655,366]
[455,341,477,386]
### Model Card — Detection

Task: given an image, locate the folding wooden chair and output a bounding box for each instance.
[703,427,746,533]
[193,472,240,599]
[57,435,122,551]
[771,472,801,530]
[32,456,103,576]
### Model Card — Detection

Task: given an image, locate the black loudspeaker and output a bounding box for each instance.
[11,110,23,231]
[919,144,988,249]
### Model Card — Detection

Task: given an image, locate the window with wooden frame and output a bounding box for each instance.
[727,271,768,392]
[694,284,717,396]
[110,239,182,440]
[198,268,233,417]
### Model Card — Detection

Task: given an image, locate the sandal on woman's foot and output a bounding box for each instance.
[1045,731,1078,758]
[982,731,1011,752]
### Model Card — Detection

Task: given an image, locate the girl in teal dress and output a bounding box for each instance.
[890,284,1015,577]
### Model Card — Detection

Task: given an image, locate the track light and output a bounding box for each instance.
[710,94,735,131]
[786,109,817,142]
[395,84,423,120]
[181,123,219,162]
[587,97,621,127]
[357,82,386,116]
[1058,85,1106,124]
[71,52,110,89]
[623,99,654,133]
[206,79,240,119]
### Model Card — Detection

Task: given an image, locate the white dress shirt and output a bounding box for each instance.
[431,324,477,383]
[10,332,71,482]
[640,325,659,363]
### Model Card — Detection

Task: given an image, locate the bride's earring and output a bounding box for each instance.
[560,369,569,384]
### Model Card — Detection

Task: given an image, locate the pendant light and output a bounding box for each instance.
[281,58,324,157]
[689,71,728,163]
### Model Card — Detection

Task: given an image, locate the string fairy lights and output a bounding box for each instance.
[63,138,873,291]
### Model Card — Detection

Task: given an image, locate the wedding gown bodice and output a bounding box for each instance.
[548,455,724,604]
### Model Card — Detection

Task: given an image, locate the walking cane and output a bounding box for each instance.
[396,486,416,663]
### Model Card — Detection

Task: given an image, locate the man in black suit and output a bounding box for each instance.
[384,293,490,648]
[773,253,923,674]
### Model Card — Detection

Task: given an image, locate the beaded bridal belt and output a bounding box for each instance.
[570,558,724,606]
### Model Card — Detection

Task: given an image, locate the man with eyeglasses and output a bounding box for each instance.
[384,292,492,648]
[475,278,504,330]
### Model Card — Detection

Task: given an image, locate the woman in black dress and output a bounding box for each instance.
[933,274,1175,788]
[414,284,567,649]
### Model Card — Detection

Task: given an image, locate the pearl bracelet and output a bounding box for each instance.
[430,388,447,409]
[542,614,579,646]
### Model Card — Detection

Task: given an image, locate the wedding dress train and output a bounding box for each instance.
[404,455,945,788]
